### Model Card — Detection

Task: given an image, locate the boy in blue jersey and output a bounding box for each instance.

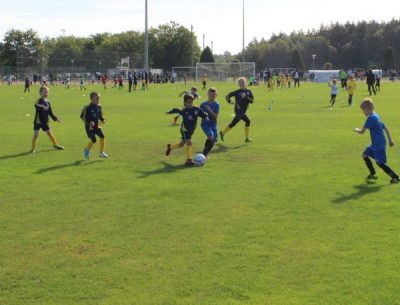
[172,86,201,125]
[220,77,254,142]
[354,98,399,183]
[31,87,64,153]
[81,92,108,159]
[165,93,208,165]
[200,87,220,157]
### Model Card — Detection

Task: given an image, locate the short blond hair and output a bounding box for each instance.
[238,77,246,83]
[360,98,374,111]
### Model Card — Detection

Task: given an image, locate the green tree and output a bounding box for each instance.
[200,46,214,63]
[0,29,43,66]
[150,22,200,70]
[383,47,395,70]
[291,49,305,70]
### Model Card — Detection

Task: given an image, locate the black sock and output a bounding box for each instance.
[203,139,214,156]
[364,157,375,175]
[378,163,399,178]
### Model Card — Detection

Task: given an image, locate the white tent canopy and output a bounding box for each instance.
[309,70,340,83]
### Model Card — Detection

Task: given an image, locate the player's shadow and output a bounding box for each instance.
[211,143,245,154]
[0,149,53,160]
[137,161,194,178]
[332,183,386,204]
[34,160,102,174]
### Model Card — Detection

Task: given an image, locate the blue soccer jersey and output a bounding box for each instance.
[200,101,219,126]
[364,113,386,149]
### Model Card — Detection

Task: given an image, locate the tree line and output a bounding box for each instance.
[1,19,399,71]
[243,19,400,71]
[0,22,202,71]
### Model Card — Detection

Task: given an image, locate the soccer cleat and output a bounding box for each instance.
[245,138,253,143]
[166,144,172,156]
[219,131,224,142]
[390,177,400,184]
[99,151,109,158]
[185,159,194,166]
[84,148,90,159]
[31,149,36,154]
[53,144,65,150]
[366,174,378,181]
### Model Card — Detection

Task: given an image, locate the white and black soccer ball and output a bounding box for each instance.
[194,153,206,166]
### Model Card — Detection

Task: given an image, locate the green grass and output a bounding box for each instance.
[1,80,400,305]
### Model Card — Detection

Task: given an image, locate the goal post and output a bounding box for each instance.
[195,62,256,82]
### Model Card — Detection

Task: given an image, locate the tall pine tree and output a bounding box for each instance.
[200,46,215,63]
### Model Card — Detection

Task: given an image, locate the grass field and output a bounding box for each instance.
[1,80,400,305]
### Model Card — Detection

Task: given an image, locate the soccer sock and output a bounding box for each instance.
[364,157,375,175]
[245,127,250,139]
[87,141,94,150]
[47,133,58,145]
[222,126,231,135]
[186,145,193,160]
[31,137,38,151]
[170,143,181,150]
[99,138,105,153]
[203,139,214,156]
[378,164,399,179]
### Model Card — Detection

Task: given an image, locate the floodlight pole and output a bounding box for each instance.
[144,0,149,79]
[242,0,245,63]
[312,54,316,70]
[190,25,193,67]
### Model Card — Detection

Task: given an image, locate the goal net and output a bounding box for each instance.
[195,62,256,82]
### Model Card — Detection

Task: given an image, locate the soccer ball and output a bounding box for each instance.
[194,153,206,166]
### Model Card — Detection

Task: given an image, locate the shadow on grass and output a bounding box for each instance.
[211,143,245,154]
[0,149,53,161]
[137,161,194,178]
[332,183,386,204]
[34,160,102,174]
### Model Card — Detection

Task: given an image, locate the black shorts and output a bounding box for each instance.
[34,123,50,131]
[85,126,105,139]
[180,128,193,140]
[331,94,337,100]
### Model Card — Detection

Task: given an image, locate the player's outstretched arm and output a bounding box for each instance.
[166,108,181,115]
[354,127,366,134]
[384,126,394,147]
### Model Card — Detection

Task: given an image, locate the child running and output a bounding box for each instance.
[347,75,356,106]
[329,79,338,107]
[200,87,220,158]
[172,87,201,125]
[31,87,64,153]
[165,93,208,165]
[354,98,399,183]
[81,92,108,159]
[220,77,254,143]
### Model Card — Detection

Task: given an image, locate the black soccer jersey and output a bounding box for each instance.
[226,88,254,113]
[34,98,58,125]
[167,106,207,133]
[80,104,105,128]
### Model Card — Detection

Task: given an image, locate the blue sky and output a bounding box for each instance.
[0,0,399,54]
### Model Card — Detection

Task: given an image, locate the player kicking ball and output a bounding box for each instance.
[165,93,208,165]
[81,92,108,159]
[354,98,399,183]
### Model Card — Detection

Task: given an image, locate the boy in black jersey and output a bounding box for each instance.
[81,92,108,159]
[31,87,64,153]
[165,94,208,165]
[220,77,254,142]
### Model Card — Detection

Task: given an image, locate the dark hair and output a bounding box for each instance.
[183,93,194,103]
[90,92,100,100]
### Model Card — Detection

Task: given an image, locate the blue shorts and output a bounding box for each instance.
[363,146,387,165]
[202,124,218,141]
